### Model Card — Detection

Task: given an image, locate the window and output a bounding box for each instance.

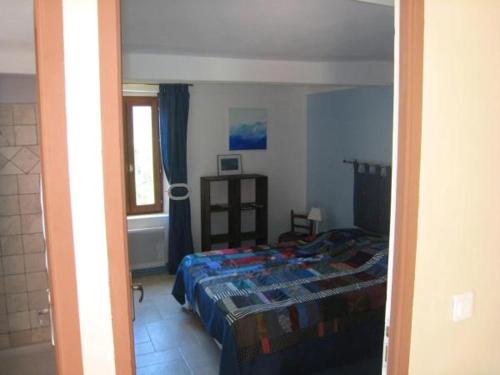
[123,96,163,215]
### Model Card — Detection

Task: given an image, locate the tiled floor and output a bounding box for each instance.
[133,273,382,375]
[133,273,220,375]
[0,343,56,375]
[0,273,379,375]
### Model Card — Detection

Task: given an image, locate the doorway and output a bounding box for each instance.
[30,0,419,374]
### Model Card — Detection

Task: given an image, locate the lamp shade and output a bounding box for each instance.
[307,207,322,222]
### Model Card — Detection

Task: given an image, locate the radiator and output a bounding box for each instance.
[127,216,168,270]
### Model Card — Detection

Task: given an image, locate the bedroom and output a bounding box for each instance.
[0,0,395,374]
[4,0,500,374]
[121,1,394,375]
[6,0,500,374]
[126,85,393,375]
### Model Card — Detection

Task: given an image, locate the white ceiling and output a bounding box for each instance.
[0,0,35,74]
[0,0,34,50]
[0,0,394,82]
[122,0,394,62]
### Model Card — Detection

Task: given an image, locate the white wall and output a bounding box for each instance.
[0,47,35,75]
[123,53,393,86]
[187,83,308,250]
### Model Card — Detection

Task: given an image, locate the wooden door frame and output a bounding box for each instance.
[387,0,424,373]
[34,0,423,374]
[98,0,136,373]
[34,0,134,374]
[34,1,84,373]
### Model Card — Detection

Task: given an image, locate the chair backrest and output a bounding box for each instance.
[291,210,313,235]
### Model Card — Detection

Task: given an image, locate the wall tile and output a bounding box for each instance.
[0,126,15,146]
[1,235,23,255]
[6,292,28,313]
[29,162,41,174]
[26,272,47,292]
[24,253,46,273]
[9,329,32,346]
[0,103,49,348]
[27,145,40,157]
[31,327,51,343]
[2,255,25,275]
[0,152,7,169]
[0,195,20,216]
[22,233,45,254]
[19,194,41,215]
[8,311,30,331]
[0,146,20,160]
[14,126,37,146]
[30,310,50,328]
[0,175,18,195]
[12,104,36,125]
[18,174,39,194]
[21,213,43,234]
[0,105,13,125]
[11,148,39,173]
[28,290,49,311]
[0,161,23,175]
[0,215,22,235]
[0,333,8,349]
[4,274,27,294]
[0,314,9,334]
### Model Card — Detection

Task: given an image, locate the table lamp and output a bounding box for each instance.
[307,207,323,235]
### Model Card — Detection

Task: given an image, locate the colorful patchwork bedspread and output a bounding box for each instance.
[172,228,388,375]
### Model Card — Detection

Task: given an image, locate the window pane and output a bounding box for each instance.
[132,106,155,206]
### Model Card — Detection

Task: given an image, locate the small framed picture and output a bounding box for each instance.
[217,154,242,176]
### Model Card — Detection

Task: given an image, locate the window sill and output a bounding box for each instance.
[127,213,169,231]
[127,213,168,220]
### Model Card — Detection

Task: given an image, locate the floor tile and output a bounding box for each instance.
[135,347,182,368]
[136,359,191,375]
[134,302,163,325]
[179,334,220,370]
[152,295,184,319]
[134,324,151,344]
[134,273,221,375]
[135,341,155,356]
[146,316,195,351]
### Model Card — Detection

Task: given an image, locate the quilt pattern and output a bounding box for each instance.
[173,228,388,368]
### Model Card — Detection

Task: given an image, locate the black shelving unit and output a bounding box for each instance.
[200,174,268,251]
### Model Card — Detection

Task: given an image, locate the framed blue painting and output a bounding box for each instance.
[229,108,267,150]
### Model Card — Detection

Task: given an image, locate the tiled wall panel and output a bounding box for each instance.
[0,103,50,349]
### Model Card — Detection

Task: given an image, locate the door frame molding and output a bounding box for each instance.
[34,1,84,374]
[98,0,135,373]
[387,0,424,373]
[34,0,134,373]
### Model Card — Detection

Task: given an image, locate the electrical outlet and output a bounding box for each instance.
[451,291,474,322]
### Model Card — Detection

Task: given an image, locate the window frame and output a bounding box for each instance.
[123,96,163,215]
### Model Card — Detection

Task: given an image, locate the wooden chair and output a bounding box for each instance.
[278,210,313,242]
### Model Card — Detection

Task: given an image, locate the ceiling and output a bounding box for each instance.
[122,0,394,62]
[0,0,393,76]
[0,0,34,50]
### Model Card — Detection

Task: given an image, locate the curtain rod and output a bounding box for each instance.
[343,159,391,167]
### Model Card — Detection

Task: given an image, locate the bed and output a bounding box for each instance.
[172,162,391,375]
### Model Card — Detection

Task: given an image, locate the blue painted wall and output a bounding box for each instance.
[307,86,393,231]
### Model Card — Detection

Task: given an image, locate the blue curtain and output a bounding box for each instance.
[158,84,194,274]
